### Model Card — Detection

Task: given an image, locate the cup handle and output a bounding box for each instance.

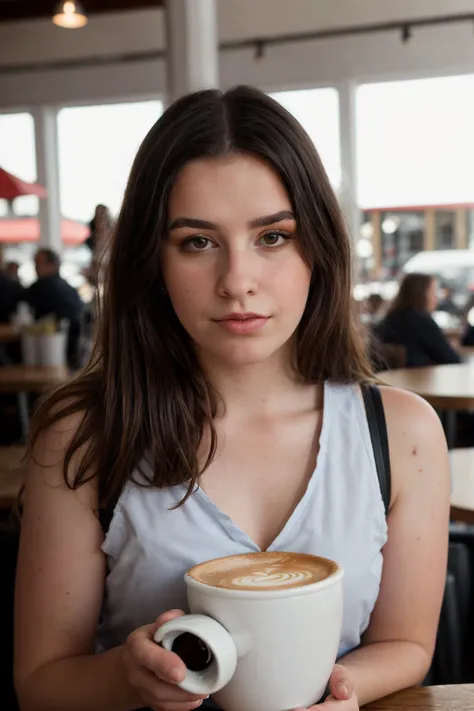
[154,614,237,695]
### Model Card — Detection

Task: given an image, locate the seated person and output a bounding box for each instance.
[459,296,474,346]
[0,270,26,364]
[461,325,474,347]
[437,285,461,316]
[0,269,25,323]
[364,292,385,325]
[26,249,84,369]
[374,273,461,368]
[4,261,20,281]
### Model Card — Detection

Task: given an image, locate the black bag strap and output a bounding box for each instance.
[362,384,391,515]
[99,503,115,535]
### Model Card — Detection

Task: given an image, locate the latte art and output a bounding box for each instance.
[188,552,338,592]
[232,568,314,588]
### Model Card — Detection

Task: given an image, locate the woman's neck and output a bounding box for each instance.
[200,349,321,419]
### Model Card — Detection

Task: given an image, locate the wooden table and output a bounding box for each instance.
[380,363,474,410]
[365,684,474,709]
[380,363,474,447]
[460,346,474,361]
[0,445,26,509]
[0,364,69,393]
[449,448,474,525]
[0,323,20,343]
[0,364,70,441]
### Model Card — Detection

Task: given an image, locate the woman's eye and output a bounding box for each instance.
[182,236,212,251]
[259,231,291,248]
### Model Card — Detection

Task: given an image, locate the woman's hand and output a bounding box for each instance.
[122,609,210,711]
[295,664,358,710]
[318,665,358,709]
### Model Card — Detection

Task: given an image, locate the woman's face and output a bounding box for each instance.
[162,154,312,369]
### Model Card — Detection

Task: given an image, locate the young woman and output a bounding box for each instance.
[374,272,461,368]
[14,87,450,711]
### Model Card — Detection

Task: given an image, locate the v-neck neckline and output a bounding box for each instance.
[191,381,331,552]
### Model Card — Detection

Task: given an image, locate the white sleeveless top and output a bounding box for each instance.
[97,381,388,658]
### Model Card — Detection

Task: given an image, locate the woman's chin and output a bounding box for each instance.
[204,342,284,369]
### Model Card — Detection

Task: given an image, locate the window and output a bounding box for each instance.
[271,88,341,189]
[357,75,474,208]
[58,100,163,222]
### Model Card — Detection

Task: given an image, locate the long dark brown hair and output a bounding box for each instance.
[387,272,434,316]
[28,85,372,509]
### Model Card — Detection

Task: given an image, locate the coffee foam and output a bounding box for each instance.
[188,552,337,591]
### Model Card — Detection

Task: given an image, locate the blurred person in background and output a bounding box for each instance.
[86,203,113,284]
[364,293,385,325]
[5,260,20,282]
[0,268,25,365]
[86,204,113,254]
[26,248,85,369]
[437,285,461,317]
[459,294,474,346]
[374,272,461,368]
[0,268,25,324]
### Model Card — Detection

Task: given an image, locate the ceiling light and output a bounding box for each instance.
[360,221,374,239]
[382,217,400,234]
[356,238,373,259]
[52,1,88,29]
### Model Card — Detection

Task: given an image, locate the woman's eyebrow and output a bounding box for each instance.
[169,210,295,232]
[248,210,295,228]
[169,217,218,230]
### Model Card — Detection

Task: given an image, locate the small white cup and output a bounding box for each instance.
[21,333,38,367]
[154,553,344,711]
[37,332,67,367]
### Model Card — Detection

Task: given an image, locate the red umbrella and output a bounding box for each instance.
[0,216,87,245]
[0,166,47,200]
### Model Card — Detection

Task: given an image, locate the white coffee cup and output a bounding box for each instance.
[154,552,344,711]
[37,331,67,367]
[21,332,38,366]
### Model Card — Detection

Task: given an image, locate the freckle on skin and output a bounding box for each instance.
[412,446,418,456]
[418,468,422,473]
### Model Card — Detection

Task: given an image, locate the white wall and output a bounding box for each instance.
[1,0,474,108]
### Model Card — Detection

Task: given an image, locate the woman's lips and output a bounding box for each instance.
[215,315,270,335]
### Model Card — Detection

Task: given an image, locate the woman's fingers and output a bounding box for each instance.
[128,664,206,702]
[124,610,210,711]
[328,664,355,700]
[311,695,359,709]
[127,621,187,684]
[153,609,187,631]
[128,664,207,704]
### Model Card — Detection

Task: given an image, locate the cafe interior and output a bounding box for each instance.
[2,1,474,709]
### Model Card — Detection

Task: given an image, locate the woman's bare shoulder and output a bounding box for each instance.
[378,384,442,435]
[377,385,449,503]
[27,408,98,509]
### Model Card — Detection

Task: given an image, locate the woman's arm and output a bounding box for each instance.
[15,417,205,711]
[335,386,450,707]
[14,416,140,711]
